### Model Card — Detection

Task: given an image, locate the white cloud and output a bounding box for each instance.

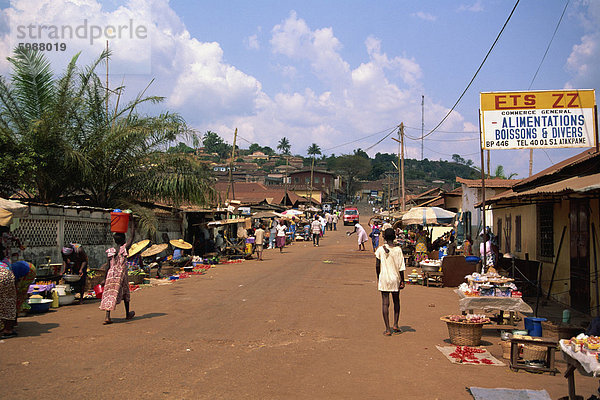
[271,10,350,88]
[411,11,437,22]
[566,2,600,89]
[458,1,484,12]
[0,2,476,160]
[245,33,260,50]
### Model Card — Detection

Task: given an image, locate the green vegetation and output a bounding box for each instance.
[0,48,215,236]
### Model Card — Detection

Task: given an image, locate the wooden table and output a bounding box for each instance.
[509,336,559,375]
[422,271,443,287]
[559,340,600,400]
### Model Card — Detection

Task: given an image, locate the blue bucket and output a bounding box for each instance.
[524,317,547,337]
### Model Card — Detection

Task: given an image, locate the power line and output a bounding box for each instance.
[405,134,478,142]
[404,125,478,134]
[528,0,569,90]
[423,145,480,158]
[323,125,398,151]
[364,127,399,152]
[422,0,521,139]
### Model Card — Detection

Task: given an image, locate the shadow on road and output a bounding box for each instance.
[129,312,167,321]
[399,325,416,333]
[15,321,60,337]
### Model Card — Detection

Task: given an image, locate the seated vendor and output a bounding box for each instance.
[61,243,88,304]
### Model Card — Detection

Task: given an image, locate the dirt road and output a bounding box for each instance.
[1,224,596,399]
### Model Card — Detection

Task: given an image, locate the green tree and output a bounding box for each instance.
[202,131,230,158]
[248,143,261,153]
[167,142,195,154]
[0,47,99,200]
[0,48,215,236]
[334,154,371,198]
[277,137,291,155]
[493,165,518,179]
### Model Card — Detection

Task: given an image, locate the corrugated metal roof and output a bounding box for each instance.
[514,149,599,190]
[456,177,521,188]
[483,173,600,205]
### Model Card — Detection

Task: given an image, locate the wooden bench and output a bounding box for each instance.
[423,271,444,287]
[509,336,559,375]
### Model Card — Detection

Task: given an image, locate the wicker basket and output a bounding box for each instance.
[522,344,547,361]
[541,320,584,341]
[500,340,512,359]
[440,316,485,346]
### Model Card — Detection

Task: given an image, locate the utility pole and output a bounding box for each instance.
[529,149,533,176]
[392,123,406,212]
[486,149,491,178]
[226,128,238,201]
[421,95,424,161]
[400,123,406,212]
[284,155,289,207]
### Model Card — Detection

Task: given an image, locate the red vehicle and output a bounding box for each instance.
[343,207,359,225]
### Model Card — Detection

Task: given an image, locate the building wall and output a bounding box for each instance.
[12,205,183,269]
[444,196,462,212]
[492,198,600,315]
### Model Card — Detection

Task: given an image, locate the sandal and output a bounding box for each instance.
[383,330,392,336]
[1,331,17,339]
[392,327,402,334]
[126,311,135,320]
[103,320,113,325]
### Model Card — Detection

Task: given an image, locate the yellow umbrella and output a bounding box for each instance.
[170,239,192,250]
[141,243,168,257]
[128,240,150,257]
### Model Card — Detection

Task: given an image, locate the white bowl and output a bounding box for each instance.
[63,274,81,282]
[59,294,76,306]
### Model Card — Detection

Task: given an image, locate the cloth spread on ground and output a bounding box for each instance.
[436,345,504,366]
[468,387,551,400]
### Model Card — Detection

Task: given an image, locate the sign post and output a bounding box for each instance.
[480,90,597,150]
[478,89,597,272]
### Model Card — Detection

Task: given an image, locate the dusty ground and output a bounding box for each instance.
[1,220,598,399]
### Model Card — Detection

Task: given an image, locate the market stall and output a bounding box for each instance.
[560,335,600,399]
[455,271,532,324]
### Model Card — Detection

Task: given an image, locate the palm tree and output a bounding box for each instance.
[277,137,291,155]
[0,48,215,237]
[307,143,321,204]
[0,47,88,200]
[493,165,518,179]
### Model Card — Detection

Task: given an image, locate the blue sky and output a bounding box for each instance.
[1,0,599,178]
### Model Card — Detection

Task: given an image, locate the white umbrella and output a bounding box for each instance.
[281,209,304,216]
[0,198,29,227]
[401,206,456,226]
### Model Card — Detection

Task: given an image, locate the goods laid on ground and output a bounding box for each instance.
[441,314,491,346]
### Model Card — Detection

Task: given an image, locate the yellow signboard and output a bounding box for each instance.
[480,89,597,150]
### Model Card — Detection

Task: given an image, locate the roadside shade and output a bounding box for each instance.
[0,198,29,227]
[401,207,455,226]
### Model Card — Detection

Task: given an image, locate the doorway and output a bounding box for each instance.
[570,199,590,312]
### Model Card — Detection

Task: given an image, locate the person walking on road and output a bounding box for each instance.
[348,222,368,251]
[375,228,405,336]
[100,222,136,325]
[332,213,339,231]
[269,221,277,249]
[275,220,287,253]
[311,216,322,247]
[369,223,381,251]
[254,225,265,261]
